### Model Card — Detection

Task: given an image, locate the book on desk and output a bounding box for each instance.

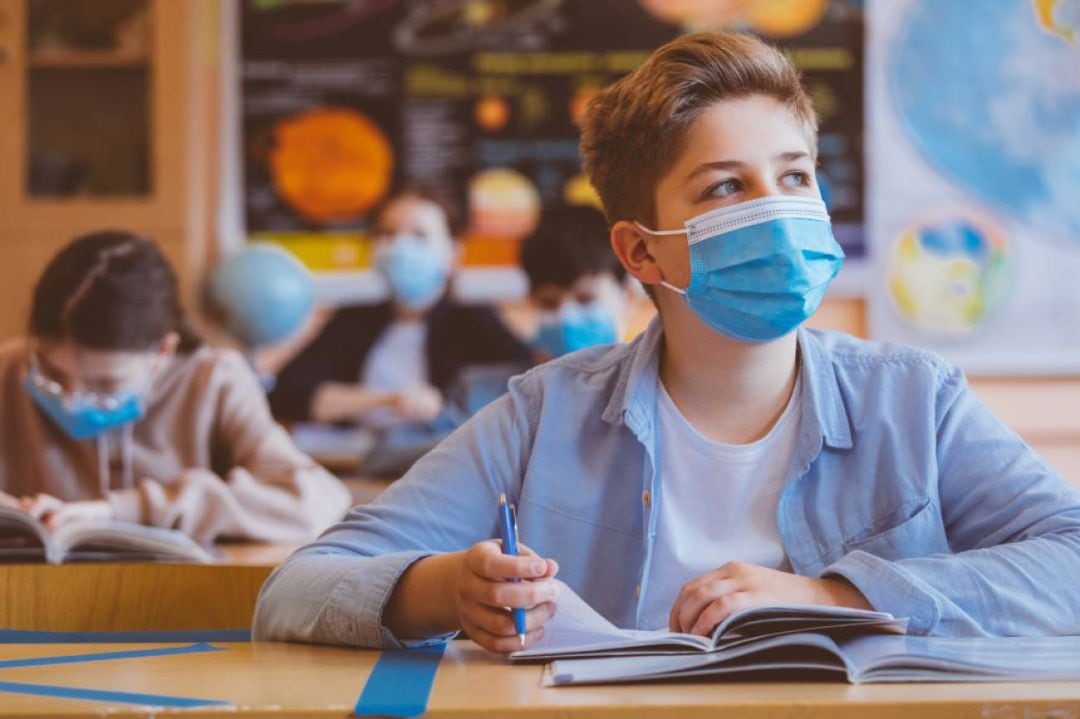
[514,580,1080,685]
[0,506,212,563]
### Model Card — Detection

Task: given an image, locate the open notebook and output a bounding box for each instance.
[0,506,213,563]
[511,580,907,661]
[545,634,1080,685]
[512,582,1080,685]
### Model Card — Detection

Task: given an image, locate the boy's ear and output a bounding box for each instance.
[610,221,666,289]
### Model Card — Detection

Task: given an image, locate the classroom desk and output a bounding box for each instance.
[0,482,395,635]
[0,544,299,634]
[0,639,1078,717]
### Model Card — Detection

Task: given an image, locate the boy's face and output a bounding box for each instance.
[645,95,820,291]
[530,272,626,319]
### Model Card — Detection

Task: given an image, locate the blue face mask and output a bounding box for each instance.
[22,356,148,441]
[533,301,619,358]
[375,234,452,310]
[636,196,844,342]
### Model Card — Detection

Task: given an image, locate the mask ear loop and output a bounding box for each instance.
[632,222,689,297]
[97,434,110,496]
[122,422,134,490]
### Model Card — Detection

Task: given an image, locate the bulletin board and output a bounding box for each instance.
[238,0,865,301]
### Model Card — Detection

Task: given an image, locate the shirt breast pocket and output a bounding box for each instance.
[841,498,949,561]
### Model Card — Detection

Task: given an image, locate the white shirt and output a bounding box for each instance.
[360,320,428,391]
[639,375,801,630]
[359,320,428,427]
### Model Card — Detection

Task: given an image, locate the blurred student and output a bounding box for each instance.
[520,204,637,360]
[268,186,531,427]
[0,231,351,544]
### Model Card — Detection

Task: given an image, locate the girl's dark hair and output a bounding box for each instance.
[29,230,202,352]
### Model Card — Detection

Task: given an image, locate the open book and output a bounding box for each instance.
[0,506,213,564]
[544,633,1080,685]
[512,582,1080,685]
[511,580,907,662]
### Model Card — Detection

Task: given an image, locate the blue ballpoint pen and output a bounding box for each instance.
[498,492,528,647]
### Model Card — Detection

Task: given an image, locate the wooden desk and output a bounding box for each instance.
[0,639,1077,717]
[0,544,299,633]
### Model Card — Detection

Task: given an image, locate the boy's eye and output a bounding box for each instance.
[705,178,742,199]
[781,171,811,188]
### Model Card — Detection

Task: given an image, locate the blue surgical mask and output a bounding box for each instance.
[375,234,452,310]
[22,355,148,441]
[636,196,844,342]
[533,301,619,358]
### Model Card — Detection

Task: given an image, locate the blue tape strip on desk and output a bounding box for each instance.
[0,642,225,669]
[0,628,250,643]
[0,642,230,708]
[354,644,446,718]
[0,680,228,708]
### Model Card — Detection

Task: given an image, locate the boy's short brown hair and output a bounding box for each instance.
[579,32,817,227]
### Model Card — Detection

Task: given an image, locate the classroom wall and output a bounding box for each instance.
[1,3,1076,488]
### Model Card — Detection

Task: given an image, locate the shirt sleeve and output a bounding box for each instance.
[108,351,352,544]
[252,372,539,648]
[824,364,1080,636]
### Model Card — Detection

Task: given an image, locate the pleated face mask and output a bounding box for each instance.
[635,195,845,342]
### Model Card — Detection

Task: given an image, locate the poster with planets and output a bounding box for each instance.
[866,0,1080,374]
[240,0,865,301]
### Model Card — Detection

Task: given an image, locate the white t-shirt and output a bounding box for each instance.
[360,320,428,391]
[359,320,428,426]
[638,376,801,630]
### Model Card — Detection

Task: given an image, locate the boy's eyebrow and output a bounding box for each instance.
[685,151,814,181]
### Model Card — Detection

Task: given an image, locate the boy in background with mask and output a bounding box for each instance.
[255,32,1080,651]
[268,186,531,428]
[521,204,637,360]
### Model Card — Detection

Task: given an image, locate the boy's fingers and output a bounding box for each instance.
[468,624,545,654]
[469,545,550,580]
[461,601,556,638]
[471,576,559,609]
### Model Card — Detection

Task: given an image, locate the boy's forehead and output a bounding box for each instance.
[672,96,815,173]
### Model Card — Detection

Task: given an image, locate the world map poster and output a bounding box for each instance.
[867,0,1080,374]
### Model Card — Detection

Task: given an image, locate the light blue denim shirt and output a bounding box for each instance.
[254,319,1080,647]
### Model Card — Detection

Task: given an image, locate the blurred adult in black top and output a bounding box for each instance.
[269,187,530,425]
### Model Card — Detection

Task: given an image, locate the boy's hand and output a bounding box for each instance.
[668,562,872,636]
[453,540,560,654]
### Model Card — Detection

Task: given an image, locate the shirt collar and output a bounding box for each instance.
[601,320,853,450]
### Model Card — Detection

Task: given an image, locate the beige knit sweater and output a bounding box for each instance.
[0,338,352,544]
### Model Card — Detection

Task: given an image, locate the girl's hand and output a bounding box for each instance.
[394,385,443,422]
[668,561,871,636]
[21,493,114,530]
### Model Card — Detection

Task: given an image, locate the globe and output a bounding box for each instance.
[207,244,315,348]
[887,216,1010,338]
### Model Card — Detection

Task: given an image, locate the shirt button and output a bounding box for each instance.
[634,585,641,599]
[642,490,651,507]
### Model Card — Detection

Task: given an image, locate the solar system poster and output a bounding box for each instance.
[240,0,865,300]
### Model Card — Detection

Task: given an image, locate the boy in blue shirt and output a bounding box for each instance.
[254,32,1080,652]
